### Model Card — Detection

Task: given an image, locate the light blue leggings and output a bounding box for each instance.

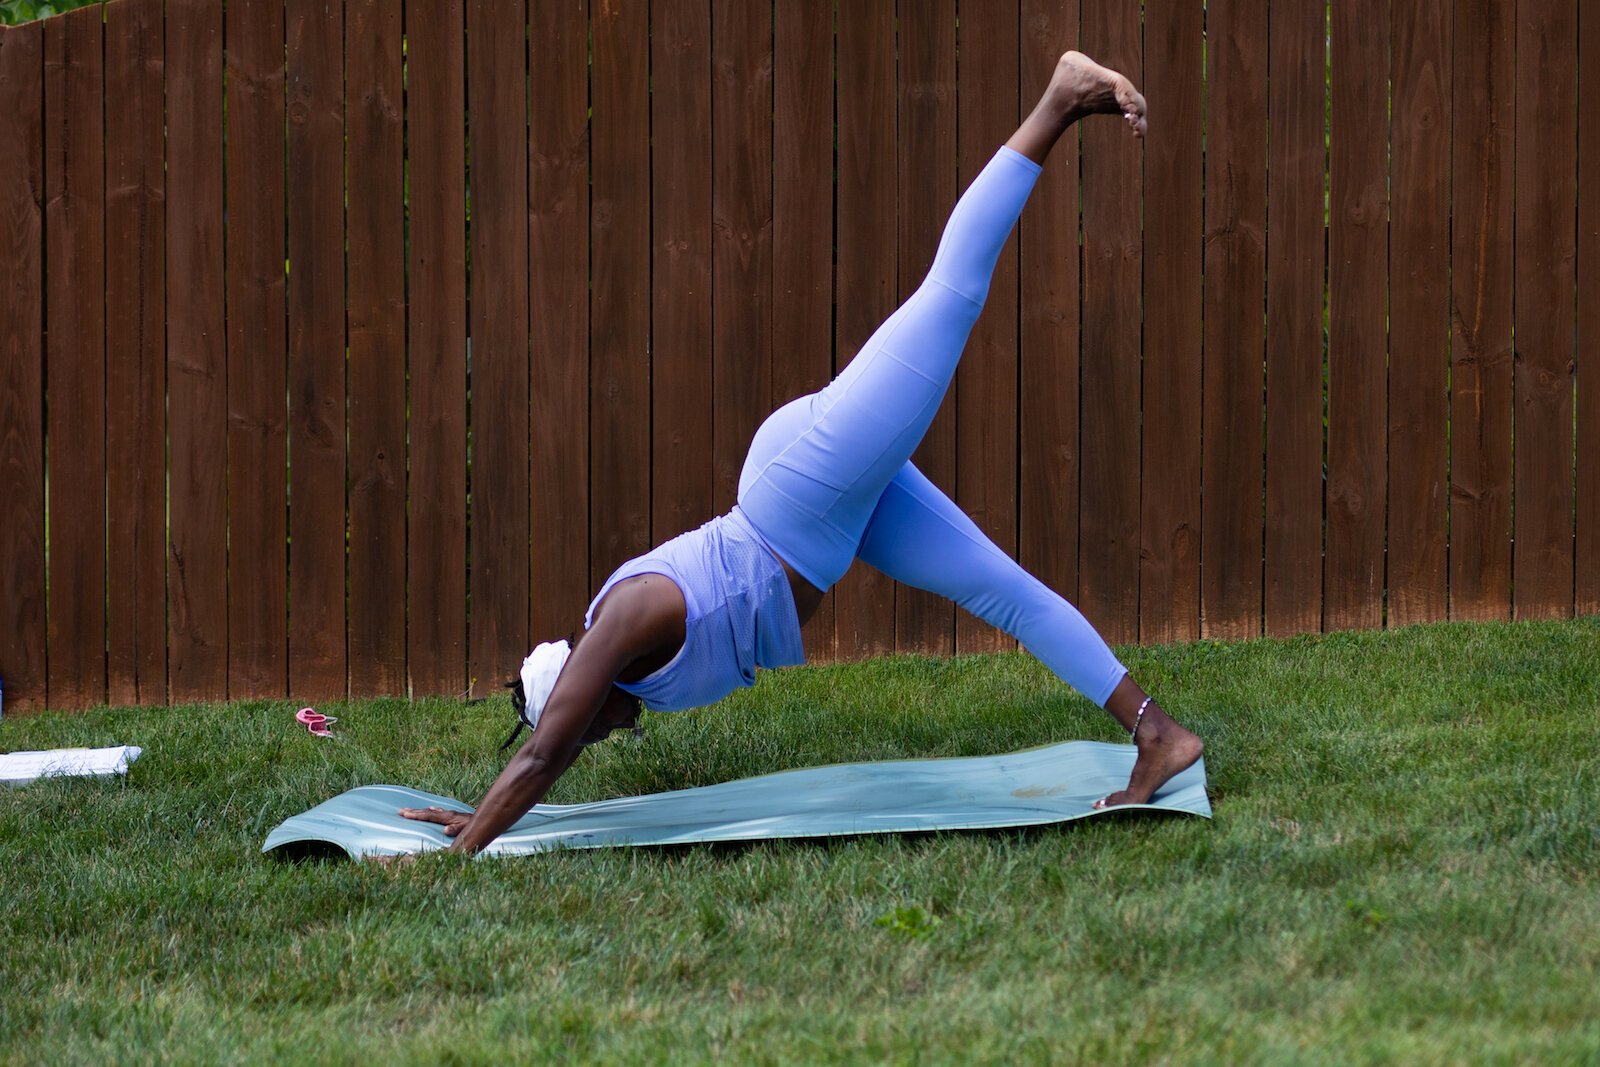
[737,146,1128,708]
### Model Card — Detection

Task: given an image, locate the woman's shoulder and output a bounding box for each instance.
[586,571,689,664]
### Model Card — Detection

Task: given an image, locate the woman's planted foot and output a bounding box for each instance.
[1094,712,1204,808]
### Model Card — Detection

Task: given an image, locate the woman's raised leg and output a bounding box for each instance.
[738,52,1147,592]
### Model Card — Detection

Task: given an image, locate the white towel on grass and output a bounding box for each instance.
[0,745,142,786]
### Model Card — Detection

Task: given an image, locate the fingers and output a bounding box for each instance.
[399,806,458,825]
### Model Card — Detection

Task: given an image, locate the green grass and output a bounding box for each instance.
[2,619,1598,1064]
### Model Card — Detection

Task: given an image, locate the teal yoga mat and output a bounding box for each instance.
[262,741,1210,860]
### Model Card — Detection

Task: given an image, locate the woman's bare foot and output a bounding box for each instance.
[1093,714,1204,808]
[1007,50,1147,164]
[1046,50,1147,138]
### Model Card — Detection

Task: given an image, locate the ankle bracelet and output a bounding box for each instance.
[1130,696,1151,741]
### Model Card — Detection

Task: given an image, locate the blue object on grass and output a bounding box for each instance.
[261,740,1210,860]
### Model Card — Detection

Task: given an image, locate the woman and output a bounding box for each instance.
[403,51,1203,854]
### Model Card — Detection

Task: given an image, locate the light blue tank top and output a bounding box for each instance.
[584,506,806,711]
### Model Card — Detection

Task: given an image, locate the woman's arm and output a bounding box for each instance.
[400,576,685,855]
[439,638,624,853]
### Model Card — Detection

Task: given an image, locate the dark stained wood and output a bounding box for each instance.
[953,0,1021,656]
[832,0,896,658]
[1579,0,1600,617]
[1449,0,1514,621]
[1264,0,1326,637]
[650,0,714,546]
[286,0,348,700]
[17,2,1600,711]
[712,0,774,519]
[0,22,47,713]
[590,0,652,586]
[166,0,228,703]
[346,0,407,695]
[772,0,836,659]
[1201,0,1267,641]
[1387,0,1452,627]
[1139,0,1202,644]
[1077,0,1142,645]
[467,0,531,697]
[1326,0,1389,631]
[1018,0,1082,640]
[405,0,468,696]
[895,0,957,657]
[104,0,167,706]
[1511,0,1578,620]
[44,6,106,710]
[528,0,590,642]
[224,0,288,701]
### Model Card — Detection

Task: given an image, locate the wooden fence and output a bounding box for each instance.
[0,0,1595,713]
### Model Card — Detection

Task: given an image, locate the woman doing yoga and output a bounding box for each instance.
[402,51,1204,854]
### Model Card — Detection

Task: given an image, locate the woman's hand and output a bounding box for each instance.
[399,805,473,837]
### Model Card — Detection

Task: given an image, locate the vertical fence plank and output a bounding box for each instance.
[895,0,957,657]
[1579,0,1600,617]
[590,0,651,586]
[1388,0,1451,627]
[833,0,896,658]
[1449,0,1513,621]
[1140,0,1202,644]
[953,0,1020,655]
[712,0,774,515]
[225,0,288,701]
[651,0,714,545]
[44,6,106,710]
[286,0,348,699]
[1201,0,1267,641]
[529,0,589,643]
[1018,0,1082,641]
[105,0,166,706]
[1078,0,1142,646]
[1265,0,1326,637]
[1326,0,1389,631]
[166,0,227,703]
[467,0,531,696]
[772,0,836,659]
[1512,0,1578,620]
[346,0,406,694]
[405,0,467,696]
[0,22,46,714]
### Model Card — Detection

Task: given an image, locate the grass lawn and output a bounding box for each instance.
[2,619,1598,1064]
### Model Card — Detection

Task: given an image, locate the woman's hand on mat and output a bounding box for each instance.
[399,805,473,837]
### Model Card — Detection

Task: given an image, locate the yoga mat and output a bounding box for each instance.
[262,741,1209,860]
